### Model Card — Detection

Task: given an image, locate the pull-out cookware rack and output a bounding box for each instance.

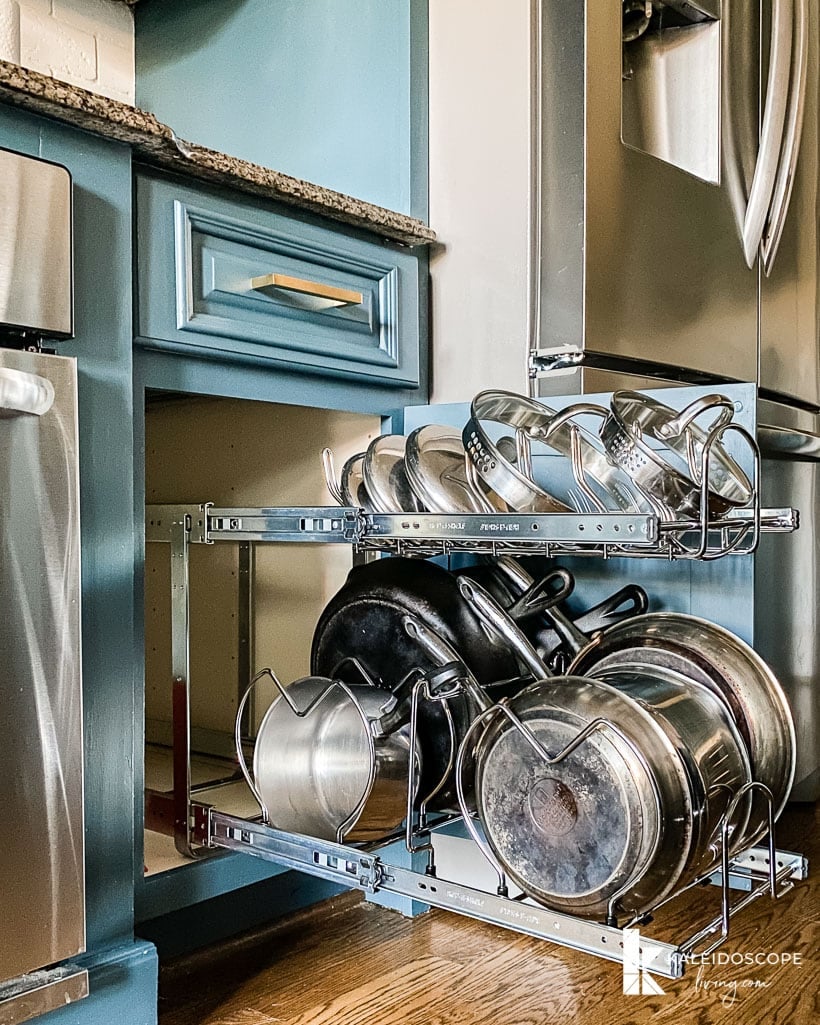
[144,430,807,980]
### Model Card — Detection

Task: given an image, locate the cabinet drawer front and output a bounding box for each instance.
[137,177,421,387]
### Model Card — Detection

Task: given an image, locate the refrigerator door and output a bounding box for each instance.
[0,348,85,983]
[759,0,820,409]
[537,0,760,396]
[756,415,820,801]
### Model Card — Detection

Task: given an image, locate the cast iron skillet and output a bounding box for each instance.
[310,557,527,808]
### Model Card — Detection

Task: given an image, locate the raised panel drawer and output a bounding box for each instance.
[136,175,422,387]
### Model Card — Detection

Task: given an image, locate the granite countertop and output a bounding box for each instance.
[0,61,436,248]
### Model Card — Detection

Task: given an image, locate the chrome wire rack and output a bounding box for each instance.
[143,410,805,974]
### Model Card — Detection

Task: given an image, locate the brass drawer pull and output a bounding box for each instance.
[250,273,363,309]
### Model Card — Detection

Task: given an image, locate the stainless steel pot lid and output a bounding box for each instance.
[363,434,425,513]
[603,392,753,517]
[474,675,695,918]
[462,392,572,513]
[567,613,797,823]
[463,390,653,515]
[405,424,504,513]
[340,452,376,511]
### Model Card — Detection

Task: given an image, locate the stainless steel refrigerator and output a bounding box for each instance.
[530,0,820,800]
[0,149,87,1021]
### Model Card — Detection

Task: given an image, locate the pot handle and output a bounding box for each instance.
[494,558,589,656]
[403,616,496,714]
[457,577,553,680]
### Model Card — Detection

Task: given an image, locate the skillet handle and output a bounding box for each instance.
[497,559,574,618]
[572,584,649,634]
[494,558,589,656]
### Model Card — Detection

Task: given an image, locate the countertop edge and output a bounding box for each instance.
[0,63,436,249]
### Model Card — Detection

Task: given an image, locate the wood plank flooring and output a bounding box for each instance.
[159,803,818,1025]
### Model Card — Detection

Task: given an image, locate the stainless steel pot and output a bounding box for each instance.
[454,589,757,919]
[591,665,754,865]
[237,670,419,843]
[473,666,754,919]
[566,612,797,832]
[472,675,688,919]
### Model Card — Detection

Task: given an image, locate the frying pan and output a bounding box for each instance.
[310,557,562,807]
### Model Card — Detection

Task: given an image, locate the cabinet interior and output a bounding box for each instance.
[143,393,380,874]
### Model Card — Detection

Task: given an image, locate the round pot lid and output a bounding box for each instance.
[404,424,504,513]
[340,452,376,511]
[363,435,425,513]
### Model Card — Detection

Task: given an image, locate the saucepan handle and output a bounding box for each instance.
[403,615,496,714]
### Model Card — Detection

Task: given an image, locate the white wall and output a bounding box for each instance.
[428,0,531,403]
[0,0,135,104]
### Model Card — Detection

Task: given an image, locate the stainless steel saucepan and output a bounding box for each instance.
[236,668,419,843]
[566,612,797,831]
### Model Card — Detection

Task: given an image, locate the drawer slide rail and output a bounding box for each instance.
[205,809,807,981]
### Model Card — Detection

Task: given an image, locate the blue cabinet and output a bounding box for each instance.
[136,174,426,393]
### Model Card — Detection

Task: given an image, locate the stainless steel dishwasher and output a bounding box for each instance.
[0,147,88,1024]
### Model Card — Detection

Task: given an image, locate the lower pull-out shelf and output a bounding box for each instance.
[204,809,808,981]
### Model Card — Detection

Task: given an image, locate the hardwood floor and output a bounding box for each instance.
[159,804,818,1025]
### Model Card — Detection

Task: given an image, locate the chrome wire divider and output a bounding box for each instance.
[403,672,460,863]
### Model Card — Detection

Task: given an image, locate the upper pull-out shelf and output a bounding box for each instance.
[147,501,797,562]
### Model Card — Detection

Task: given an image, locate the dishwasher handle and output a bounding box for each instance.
[0,366,55,417]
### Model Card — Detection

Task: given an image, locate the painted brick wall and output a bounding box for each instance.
[0,0,135,104]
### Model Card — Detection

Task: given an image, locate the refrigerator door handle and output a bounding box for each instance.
[761,0,809,275]
[742,0,794,268]
[0,365,56,417]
